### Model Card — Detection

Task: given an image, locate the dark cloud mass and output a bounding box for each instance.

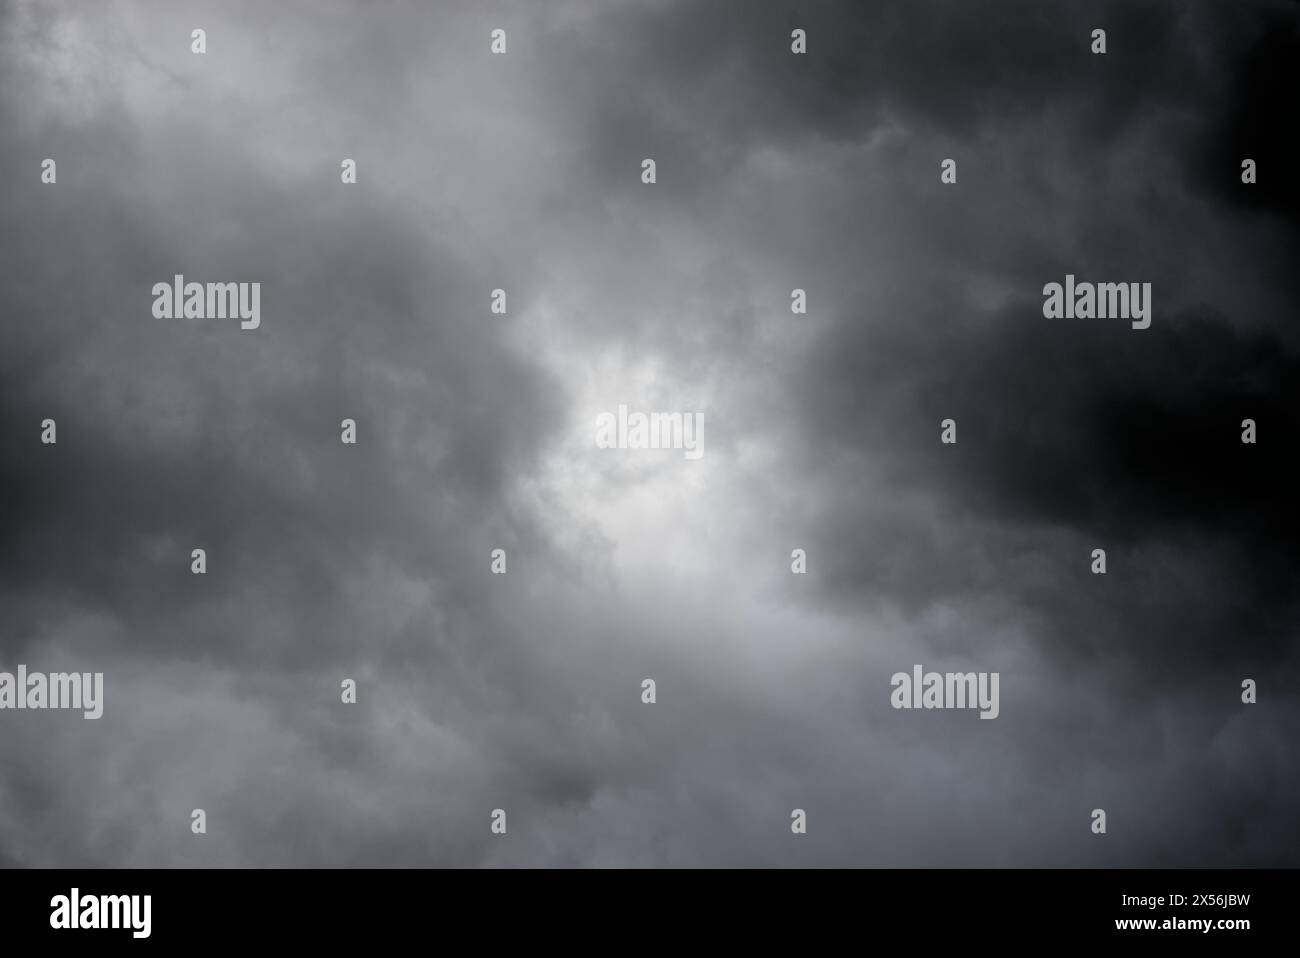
[0,0,1297,867]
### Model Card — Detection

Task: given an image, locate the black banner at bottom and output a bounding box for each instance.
[0,868,1291,946]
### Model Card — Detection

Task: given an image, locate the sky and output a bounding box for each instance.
[0,0,1297,867]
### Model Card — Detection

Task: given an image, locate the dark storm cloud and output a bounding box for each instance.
[795,298,1300,657]
[540,0,1262,177]
[0,0,1296,868]
[1184,2,1300,227]
[0,0,589,865]
[760,2,1300,669]
[711,0,1300,864]
[0,148,566,659]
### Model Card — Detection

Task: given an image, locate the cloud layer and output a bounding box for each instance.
[1,0,1297,866]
